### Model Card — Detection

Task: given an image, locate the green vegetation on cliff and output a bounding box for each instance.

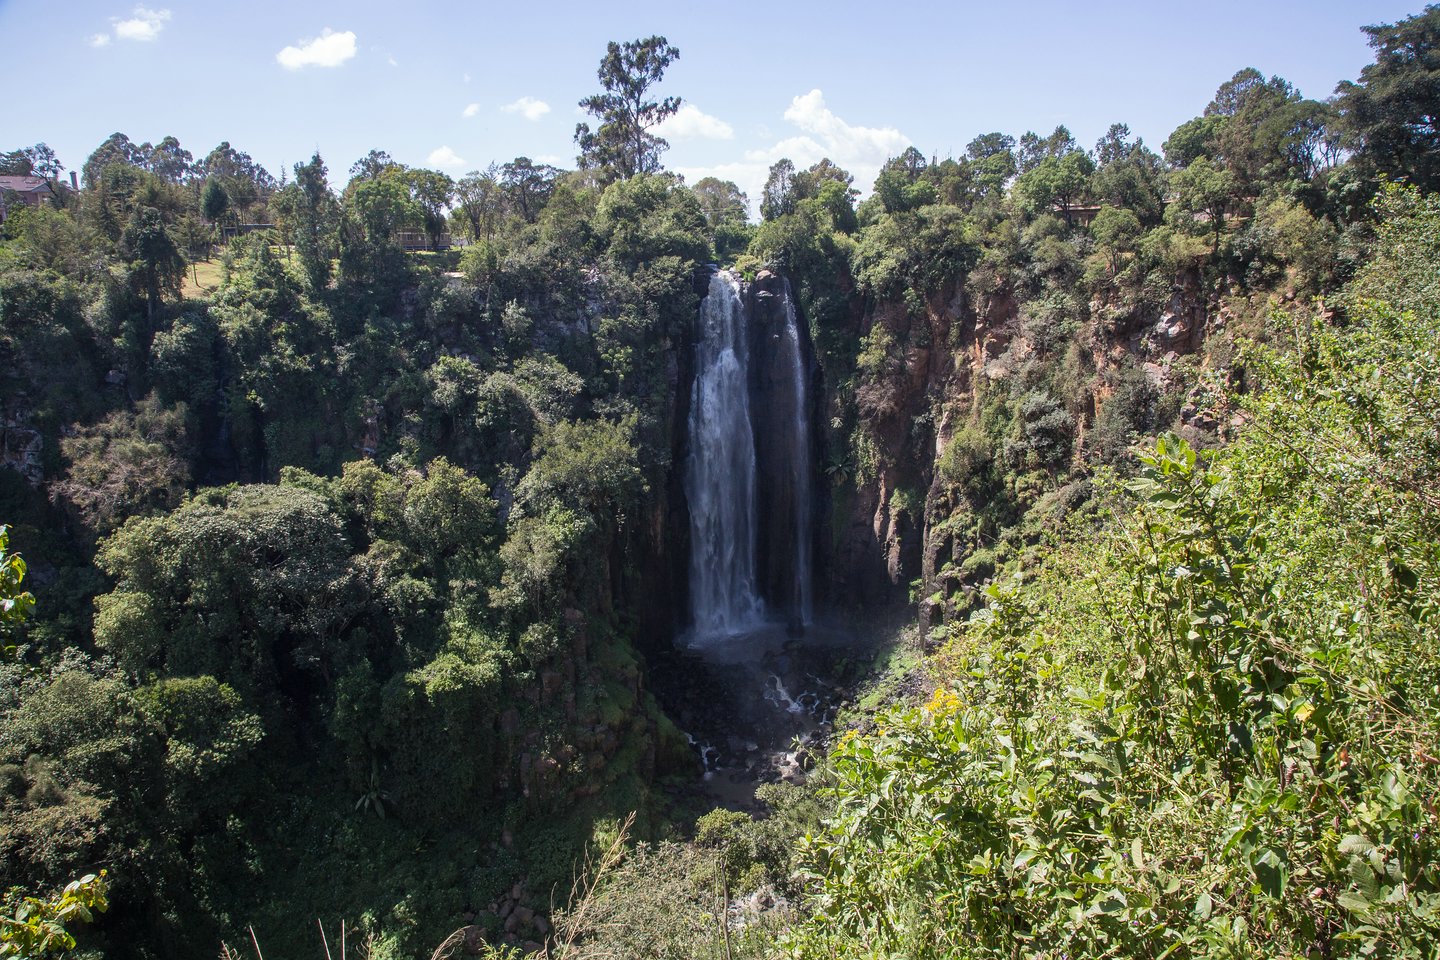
[0,7,1438,958]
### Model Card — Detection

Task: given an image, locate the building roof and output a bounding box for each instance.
[0,176,54,194]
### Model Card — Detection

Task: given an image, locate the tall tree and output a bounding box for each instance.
[1336,6,1440,191]
[1013,149,1095,222]
[761,159,797,221]
[288,152,339,289]
[574,36,681,180]
[691,176,750,254]
[200,178,230,225]
[454,165,504,242]
[196,142,275,220]
[499,157,558,223]
[120,206,185,326]
[82,132,144,187]
[349,149,397,183]
[1092,124,1167,224]
[404,168,455,249]
[1018,126,1079,174]
[145,136,193,184]
[0,143,63,180]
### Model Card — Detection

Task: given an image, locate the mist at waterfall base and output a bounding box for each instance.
[655,269,867,803]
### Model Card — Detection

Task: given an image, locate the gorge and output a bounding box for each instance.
[3,9,1438,953]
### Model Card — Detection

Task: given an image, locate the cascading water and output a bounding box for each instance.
[665,269,840,799]
[684,272,765,639]
[779,281,814,627]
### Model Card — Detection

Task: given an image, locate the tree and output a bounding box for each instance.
[873,149,937,214]
[691,176,750,254]
[794,158,857,204]
[1013,149,1095,222]
[121,206,186,325]
[51,397,192,537]
[404,168,455,249]
[144,136,193,184]
[287,152,339,290]
[81,132,144,187]
[339,175,417,290]
[953,133,1017,206]
[1092,123,1131,165]
[93,484,360,689]
[200,178,230,225]
[1163,115,1223,167]
[1336,6,1440,191]
[349,149,397,183]
[1092,125,1167,224]
[196,142,275,221]
[574,36,681,180]
[1198,68,1336,193]
[1018,125,1079,173]
[454,165,504,242]
[1090,204,1143,276]
[1168,156,1236,252]
[499,157,558,223]
[0,143,62,180]
[761,159,797,221]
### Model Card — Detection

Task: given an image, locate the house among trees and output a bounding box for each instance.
[0,175,55,222]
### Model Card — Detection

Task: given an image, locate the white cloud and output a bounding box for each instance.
[88,32,112,47]
[427,146,466,169]
[276,28,357,70]
[501,96,551,121]
[783,89,909,167]
[387,55,398,67]
[673,89,912,219]
[657,104,734,141]
[462,103,480,118]
[112,6,170,41]
[463,72,472,83]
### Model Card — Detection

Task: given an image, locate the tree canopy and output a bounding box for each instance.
[575,36,681,181]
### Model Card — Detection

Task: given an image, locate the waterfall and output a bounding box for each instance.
[780,282,814,627]
[685,272,765,639]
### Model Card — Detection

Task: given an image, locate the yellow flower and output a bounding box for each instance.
[924,686,961,718]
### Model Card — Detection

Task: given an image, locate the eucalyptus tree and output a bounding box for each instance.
[574,36,681,181]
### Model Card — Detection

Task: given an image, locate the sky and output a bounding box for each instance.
[0,0,1422,211]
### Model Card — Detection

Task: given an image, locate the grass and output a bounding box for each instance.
[182,258,225,299]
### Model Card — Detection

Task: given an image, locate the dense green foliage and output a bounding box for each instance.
[1,873,108,958]
[788,187,1440,958]
[1,11,1437,959]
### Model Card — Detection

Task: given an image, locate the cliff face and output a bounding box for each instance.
[815,268,1215,622]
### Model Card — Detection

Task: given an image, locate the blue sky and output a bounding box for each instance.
[0,0,1421,206]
